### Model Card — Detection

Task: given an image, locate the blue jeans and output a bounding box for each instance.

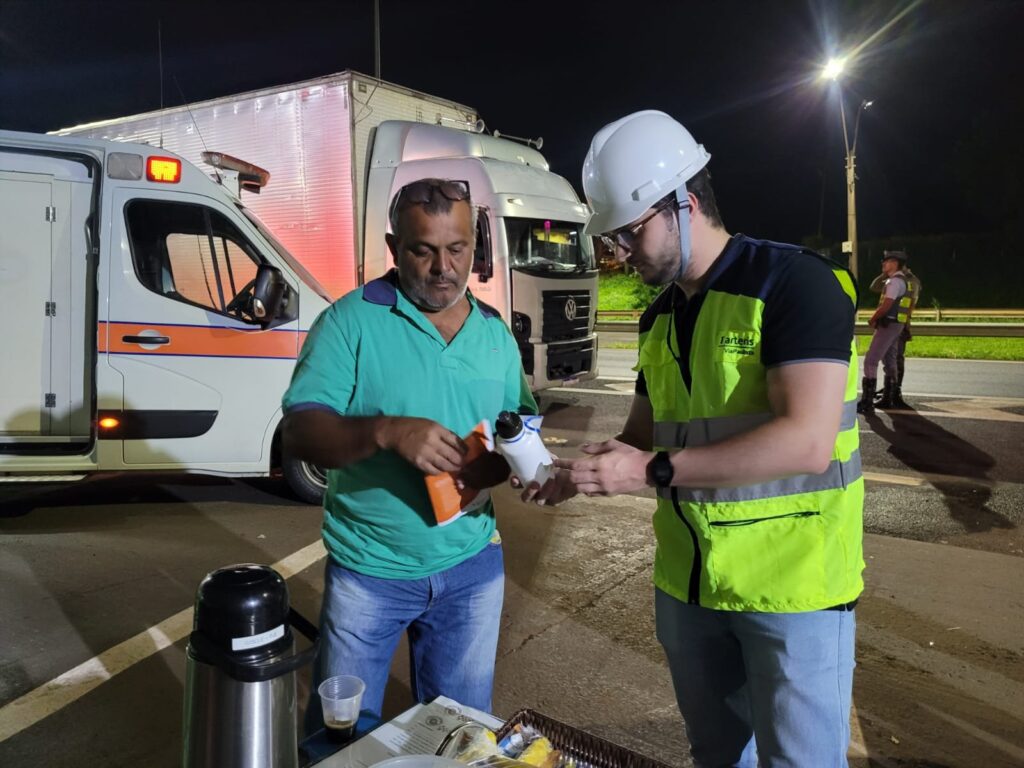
[304,540,504,735]
[655,589,856,768]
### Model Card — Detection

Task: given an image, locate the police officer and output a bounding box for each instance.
[869,251,921,409]
[858,250,913,413]
[530,111,863,768]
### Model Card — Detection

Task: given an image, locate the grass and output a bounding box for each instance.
[606,337,1024,360]
[854,335,1024,361]
[597,272,662,311]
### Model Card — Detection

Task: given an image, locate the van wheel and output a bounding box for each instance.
[282,454,327,505]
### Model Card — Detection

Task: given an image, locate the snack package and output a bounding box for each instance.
[438,721,564,768]
[495,725,561,768]
[437,722,501,763]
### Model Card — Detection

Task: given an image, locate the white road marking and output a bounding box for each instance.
[918,398,1024,423]
[566,384,1024,421]
[918,703,1024,764]
[562,386,633,397]
[0,540,327,742]
[900,392,1024,402]
[864,471,927,487]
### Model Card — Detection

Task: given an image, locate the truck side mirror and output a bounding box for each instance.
[473,209,493,282]
[250,264,287,325]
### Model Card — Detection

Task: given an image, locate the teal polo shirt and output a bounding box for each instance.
[283,270,536,579]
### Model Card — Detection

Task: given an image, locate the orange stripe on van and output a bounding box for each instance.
[98,321,307,359]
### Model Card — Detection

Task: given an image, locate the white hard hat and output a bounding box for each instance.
[582,110,711,235]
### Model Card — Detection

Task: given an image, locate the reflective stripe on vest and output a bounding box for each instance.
[658,449,862,503]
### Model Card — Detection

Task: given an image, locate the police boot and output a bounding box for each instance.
[890,382,910,410]
[857,377,876,414]
[875,376,896,408]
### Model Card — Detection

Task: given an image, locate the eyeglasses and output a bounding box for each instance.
[600,199,689,254]
[389,179,471,221]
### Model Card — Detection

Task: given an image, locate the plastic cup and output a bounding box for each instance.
[318,674,365,744]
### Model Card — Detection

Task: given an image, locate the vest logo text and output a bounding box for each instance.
[717,331,758,358]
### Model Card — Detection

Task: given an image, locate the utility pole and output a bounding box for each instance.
[374,0,381,79]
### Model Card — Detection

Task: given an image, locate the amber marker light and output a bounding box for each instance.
[146,156,182,183]
[98,417,120,429]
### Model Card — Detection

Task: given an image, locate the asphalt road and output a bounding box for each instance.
[2,353,1022,767]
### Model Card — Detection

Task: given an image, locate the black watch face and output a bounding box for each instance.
[652,452,673,487]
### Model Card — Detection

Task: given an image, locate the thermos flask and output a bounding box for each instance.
[182,564,318,768]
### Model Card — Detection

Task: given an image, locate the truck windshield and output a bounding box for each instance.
[239,205,333,302]
[505,218,594,274]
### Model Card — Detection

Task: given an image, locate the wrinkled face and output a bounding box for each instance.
[387,200,474,311]
[881,258,900,277]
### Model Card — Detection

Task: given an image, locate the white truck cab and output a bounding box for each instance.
[364,122,598,388]
[0,130,331,502]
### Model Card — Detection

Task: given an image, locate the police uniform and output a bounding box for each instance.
[859,254,913,412]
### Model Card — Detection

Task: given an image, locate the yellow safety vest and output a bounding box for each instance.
[638,240,864,612]
[882,271,912,324]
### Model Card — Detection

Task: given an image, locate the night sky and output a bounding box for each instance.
[1,0,1021,246]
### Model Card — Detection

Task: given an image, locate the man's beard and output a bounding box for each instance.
[403,271,469,311]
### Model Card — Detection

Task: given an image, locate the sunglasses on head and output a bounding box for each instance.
[389,179,471,220]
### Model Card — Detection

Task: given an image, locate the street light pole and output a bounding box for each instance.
[843,98,872,281]
[822,58,871,281]
[838,97,859,280]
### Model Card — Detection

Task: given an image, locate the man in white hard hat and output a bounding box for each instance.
[540,111,864,767]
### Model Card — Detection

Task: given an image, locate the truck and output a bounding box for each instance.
[2,73,597,505]
[55,71,600,394]
[0,130,333,502]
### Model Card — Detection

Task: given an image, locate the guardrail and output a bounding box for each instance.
[598,309,1024,321]
[595,311,1024,338]
[856,308,1024,322]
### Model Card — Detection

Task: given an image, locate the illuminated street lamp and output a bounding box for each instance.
[821,57,872,280]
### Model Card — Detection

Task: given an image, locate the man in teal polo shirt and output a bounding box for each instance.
[282,178,535,728]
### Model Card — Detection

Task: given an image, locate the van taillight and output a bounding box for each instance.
[146,156,181,183]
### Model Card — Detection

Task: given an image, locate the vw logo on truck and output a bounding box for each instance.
[564,298,577,321]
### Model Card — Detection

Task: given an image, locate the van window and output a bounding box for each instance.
[125,200,263,320]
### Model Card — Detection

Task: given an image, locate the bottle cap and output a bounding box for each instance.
[495,411,523,439]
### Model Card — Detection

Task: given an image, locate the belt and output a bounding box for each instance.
[826,599,859,612]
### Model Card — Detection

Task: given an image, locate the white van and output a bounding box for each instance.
[0,130,332,503]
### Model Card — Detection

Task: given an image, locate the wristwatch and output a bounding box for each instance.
[646,451,674,488]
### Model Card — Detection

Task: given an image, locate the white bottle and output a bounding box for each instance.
[494,411,554,486]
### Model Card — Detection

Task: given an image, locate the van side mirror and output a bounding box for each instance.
[473,209,493,282]
[250,264,287,324]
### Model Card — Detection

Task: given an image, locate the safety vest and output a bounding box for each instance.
[882,272,912,324]
[638,237,864,612]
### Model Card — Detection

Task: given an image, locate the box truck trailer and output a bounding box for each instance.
[0,130,336,502]
[55,71,600,392]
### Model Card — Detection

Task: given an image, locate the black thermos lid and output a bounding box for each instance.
[191,564,292,664]
[495,410,523,439]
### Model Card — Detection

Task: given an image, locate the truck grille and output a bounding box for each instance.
[547,339,595,381]
[541,290,591,342]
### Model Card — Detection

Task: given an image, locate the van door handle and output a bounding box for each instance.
[122,335,170,345]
